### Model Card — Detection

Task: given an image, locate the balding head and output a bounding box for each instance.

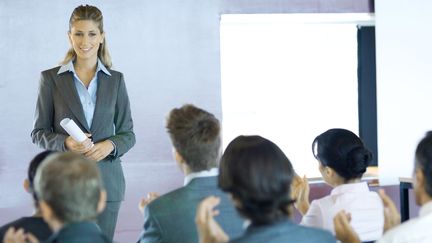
[34,152,105,224]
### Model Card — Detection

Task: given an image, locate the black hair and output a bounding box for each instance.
[218,135,295,225]
[28,150,56,203]
[415,131,432,197]
[312,128,372,181]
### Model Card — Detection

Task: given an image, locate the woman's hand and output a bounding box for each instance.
[333,210,361,243]
[84,140,114,162]
[196,196,229,243]
[379,189,401,232]
[65,133,93,154]
[291,174,310,215]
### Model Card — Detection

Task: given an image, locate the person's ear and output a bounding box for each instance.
[23,179,31,193]
[97,190,107,214]
[174,149,185,165]
[325,166,334,177]
[415,168,425,190]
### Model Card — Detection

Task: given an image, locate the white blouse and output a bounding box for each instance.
[301,182,384,242]
[377,201,432,243]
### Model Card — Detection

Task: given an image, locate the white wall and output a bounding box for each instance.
[376,0,432,184]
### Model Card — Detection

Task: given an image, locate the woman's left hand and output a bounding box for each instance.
[84,140,114,162]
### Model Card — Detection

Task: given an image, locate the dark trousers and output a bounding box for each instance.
[97,201,121,240]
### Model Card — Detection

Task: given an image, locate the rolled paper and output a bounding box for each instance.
[60,118,89,143]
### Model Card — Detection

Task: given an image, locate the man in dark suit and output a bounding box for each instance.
[3,152,111,243]
[137,104,244,243]
[0,151,54,242]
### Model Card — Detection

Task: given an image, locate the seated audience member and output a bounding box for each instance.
[3,152,110,243]
[334,131,432,243]
[0,151,54,241]
[292,128,384,242]
[196,135,336,243]
[137,104,244,243]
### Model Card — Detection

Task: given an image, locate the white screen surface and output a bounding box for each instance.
[220,14,373,177]
[375,1,432,185]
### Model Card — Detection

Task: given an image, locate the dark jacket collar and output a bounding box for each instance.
[45,221,111,243]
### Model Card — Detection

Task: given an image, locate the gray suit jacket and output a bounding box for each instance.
[139,176,244,243]
[230,218,336,243]
[31,66,135,201]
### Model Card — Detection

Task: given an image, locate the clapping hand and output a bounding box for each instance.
[333,210,361,243]
[138,192,160,214]
[195,196,229,243]
[3,227,39,243]
[291,174,310,215]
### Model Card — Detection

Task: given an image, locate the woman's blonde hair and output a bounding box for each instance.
[61,5,112,68]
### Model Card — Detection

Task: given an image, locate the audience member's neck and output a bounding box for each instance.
[48,218,64,233]
[33,208,43,217]
[418,193,432,206]
[184,166,218,176]
[331,177,361,187]
[181,163,193,176]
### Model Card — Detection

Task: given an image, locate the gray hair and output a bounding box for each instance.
[34,152,104,223]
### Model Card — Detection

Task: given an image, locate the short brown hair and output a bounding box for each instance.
[166,104,221,172]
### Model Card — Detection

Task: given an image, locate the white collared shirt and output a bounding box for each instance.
[183,167,219,186]
[58,59,111,128]
[301,182,384,242]
[377,201,432,243]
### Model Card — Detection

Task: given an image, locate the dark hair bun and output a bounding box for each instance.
[346,146,373,177]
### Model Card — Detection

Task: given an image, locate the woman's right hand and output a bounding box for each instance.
[65,133,93,154]
[291,174,310,215]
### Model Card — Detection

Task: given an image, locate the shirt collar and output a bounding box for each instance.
[57,58,111,76]
[419,201,432,217]
[330,182,369,196]
[184,167,219,186]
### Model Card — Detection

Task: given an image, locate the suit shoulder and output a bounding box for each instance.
[147,187,189,211]
[106,68,124,79]
[41,66,62,76]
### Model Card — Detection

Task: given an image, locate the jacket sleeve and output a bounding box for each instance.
[109,73,136,158]
[31,71,68,152]
[138,205,163,243]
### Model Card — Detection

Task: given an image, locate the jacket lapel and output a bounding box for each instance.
[56,72,91,132]
[91,72,112,132]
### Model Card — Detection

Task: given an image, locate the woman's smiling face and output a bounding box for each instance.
[68,20,104,62]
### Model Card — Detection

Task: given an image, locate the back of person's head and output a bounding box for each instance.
[312,128,372,181]
[166,104,221,172]
[218,135,295,225]
[34,152,104,224]
[415,131,432,197]
[27,150,56,203]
